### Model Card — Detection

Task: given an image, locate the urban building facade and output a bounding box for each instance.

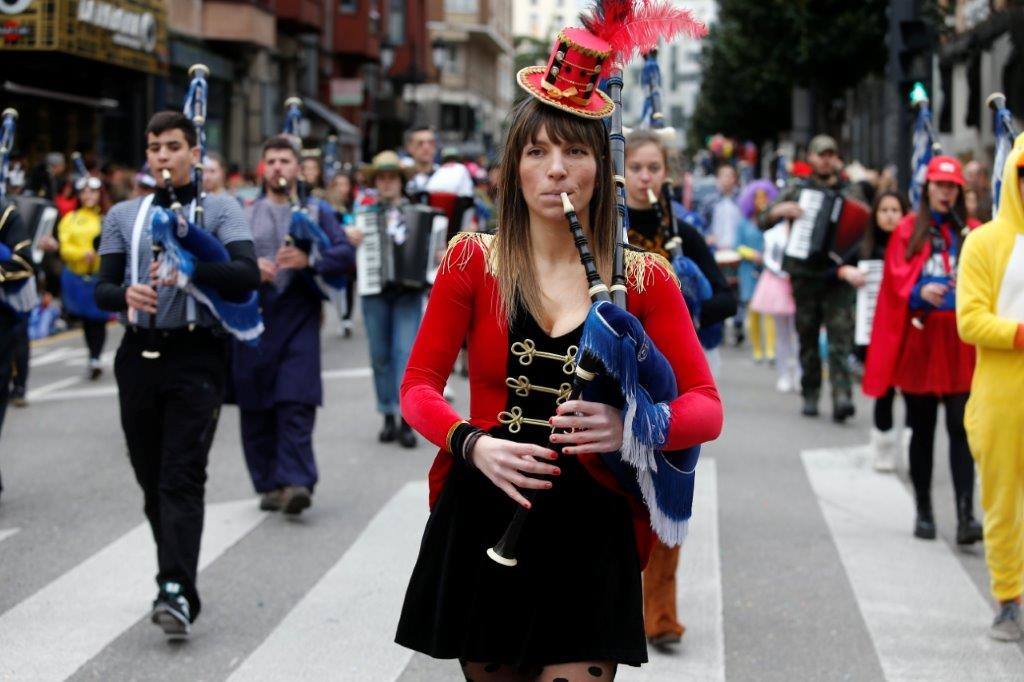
[423,0,513,159]
[620,0,716,145]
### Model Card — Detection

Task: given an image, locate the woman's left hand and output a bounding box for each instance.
[548,400,623,455]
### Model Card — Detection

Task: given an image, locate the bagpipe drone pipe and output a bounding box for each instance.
[633,29,710,322]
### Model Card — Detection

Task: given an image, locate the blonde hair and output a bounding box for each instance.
[493,98,616,325]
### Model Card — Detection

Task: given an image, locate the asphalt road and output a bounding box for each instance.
[0,312,1021,681]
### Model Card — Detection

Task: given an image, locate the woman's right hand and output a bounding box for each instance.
[469,435,561,509]
[921,282,950,307]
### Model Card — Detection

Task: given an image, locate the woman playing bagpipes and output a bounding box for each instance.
[394,9,719,679]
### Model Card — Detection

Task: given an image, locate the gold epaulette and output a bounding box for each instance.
[624,247,678,292]
[441,231,497,274]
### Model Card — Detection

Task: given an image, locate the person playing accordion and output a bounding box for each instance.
[393,17,720,679]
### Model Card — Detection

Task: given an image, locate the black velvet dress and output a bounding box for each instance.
[394,310,647,669]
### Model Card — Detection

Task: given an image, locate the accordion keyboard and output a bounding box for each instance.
[784,188,825,261]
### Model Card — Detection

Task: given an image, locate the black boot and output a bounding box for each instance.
[801,395,819,417]
[914,495,937,540]
[398,418,417,449]
[832,397,856,423]
[956,495,983,545]
[379,415,397,443]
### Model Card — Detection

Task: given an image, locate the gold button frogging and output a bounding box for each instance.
[510,339,579,375]
[497,406,553,434]
[505,376,573,404]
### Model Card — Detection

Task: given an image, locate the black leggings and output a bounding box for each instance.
[903,392,974,505]
[874,387,898,432]
[83,319,107,361]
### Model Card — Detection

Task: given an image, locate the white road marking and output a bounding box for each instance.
[0,499,267,681]
[25,367,374,404]
[802,447,1024,681]
[321,366,373,380]
[621,459,724,682]
[0,527,20,544]
[28,347,78,368]
[227,482,428,681]
[25,376,81,400]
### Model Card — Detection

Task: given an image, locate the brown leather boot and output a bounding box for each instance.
[642,539,685,645]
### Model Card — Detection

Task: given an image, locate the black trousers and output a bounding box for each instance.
[0,311,19,494]
[82,319,107,361]
[903,392,974,507]
[10,316,27,391]
[114,327,227,620]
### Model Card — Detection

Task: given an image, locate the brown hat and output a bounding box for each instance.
[809,134,838,155]
[362,150,411,182]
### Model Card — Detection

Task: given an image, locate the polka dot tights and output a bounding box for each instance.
[460,660,617,681]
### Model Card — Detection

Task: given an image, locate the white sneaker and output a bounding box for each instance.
[775,375,793,393]
[871,428,898,472]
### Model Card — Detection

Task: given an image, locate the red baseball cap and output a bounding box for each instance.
[925,156,965,186]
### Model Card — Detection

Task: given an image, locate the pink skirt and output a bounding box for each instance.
[749,270,795,316]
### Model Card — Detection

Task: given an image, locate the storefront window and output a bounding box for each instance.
[388,0,404,45]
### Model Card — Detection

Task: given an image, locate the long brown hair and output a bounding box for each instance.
[906,181,966,259]
[494,98,616,324]
[861,190,908,259]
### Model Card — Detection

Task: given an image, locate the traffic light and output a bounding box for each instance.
[898,19,934,84]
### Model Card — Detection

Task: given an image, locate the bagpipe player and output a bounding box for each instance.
[94,111,260,638]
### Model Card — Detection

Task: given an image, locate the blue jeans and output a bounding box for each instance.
[361,291,424,415]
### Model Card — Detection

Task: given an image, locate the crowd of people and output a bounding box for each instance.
[0,20,1023,679]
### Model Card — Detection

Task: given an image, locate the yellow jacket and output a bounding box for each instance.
[957,133,1024,439]
[57,206,102,276]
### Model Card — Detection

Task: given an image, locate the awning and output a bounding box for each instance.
[301,97,360,145]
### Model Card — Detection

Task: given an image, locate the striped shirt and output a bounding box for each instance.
[98,193,252,329]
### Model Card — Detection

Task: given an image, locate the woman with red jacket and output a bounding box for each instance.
[863,156,983,545]
[393,26,722,681]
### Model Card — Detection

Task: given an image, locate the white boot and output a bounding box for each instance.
[871,428,898,472]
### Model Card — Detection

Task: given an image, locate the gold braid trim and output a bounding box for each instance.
[441,232,497,275]
[624,249,678,293]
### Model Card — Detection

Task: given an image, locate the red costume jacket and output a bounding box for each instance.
[863,213,979,398]
[400,234,723,561]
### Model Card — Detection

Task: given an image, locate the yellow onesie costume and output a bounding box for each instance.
[957,136,1024,604]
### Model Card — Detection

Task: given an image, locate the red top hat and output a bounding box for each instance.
[517,27,615,120]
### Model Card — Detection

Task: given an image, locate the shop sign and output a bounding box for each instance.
[330,78,364,107]
[76,0,157,53]
[0,19,30,43]
[0,0,167,74]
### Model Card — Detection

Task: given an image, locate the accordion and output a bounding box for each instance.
[356,204,449,296]
[784,187,870,263]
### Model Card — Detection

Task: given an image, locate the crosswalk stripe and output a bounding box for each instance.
[0,527,20,544]
[25,367,374,404]
[227,481,428,682]
[621,459,724,682]
[0,499,266,681]
[28,347,78,368]
[25,376,81,400]
[802,447,1024,681]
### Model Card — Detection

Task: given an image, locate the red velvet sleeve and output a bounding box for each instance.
[400,239,480,448]
[630,260,724,449]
